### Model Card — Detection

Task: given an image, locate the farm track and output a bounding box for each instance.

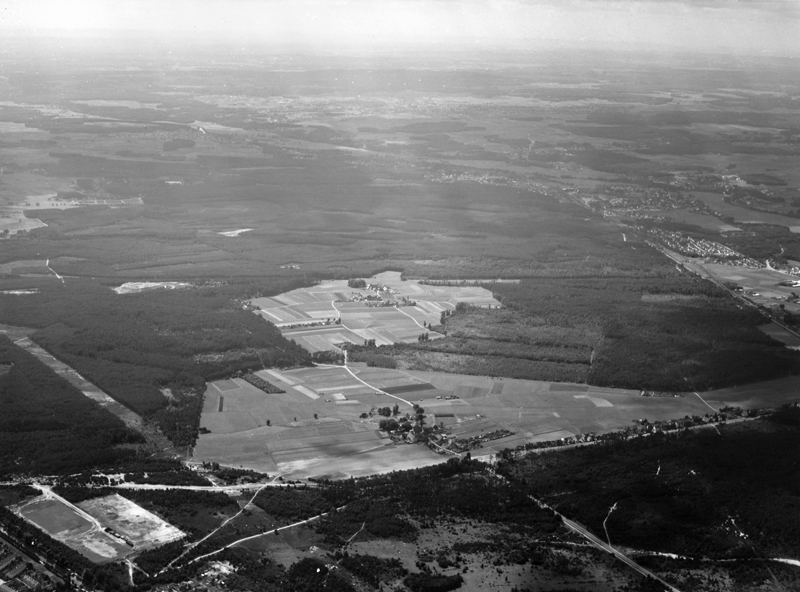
[160,476,285,572]
[315,359,414,408]
[170,501,348,570]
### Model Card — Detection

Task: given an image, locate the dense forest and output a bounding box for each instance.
[0,279,312,445]
[380,250,800,390]
[500,419,800,561]
[0,336,143,477]
[492,274,800,390]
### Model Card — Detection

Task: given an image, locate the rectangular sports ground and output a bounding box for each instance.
[15,497,132,563]
[15,493,185,563]
[78,494,184,551]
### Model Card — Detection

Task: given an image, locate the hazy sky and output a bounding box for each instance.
[2,0,799,56]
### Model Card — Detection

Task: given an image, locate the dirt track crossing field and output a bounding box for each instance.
[193,363,800,479]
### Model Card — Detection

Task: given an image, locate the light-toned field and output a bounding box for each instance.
[194,363,800,478]
[0,212,47,235]
[78,494,185,550]
[16,498,132,564]
[249,271,500,352]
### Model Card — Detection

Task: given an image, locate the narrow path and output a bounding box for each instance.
[45,259,65,285]
[313,361,413,408]
[161,481,275,572]
[181,505,347,567]
[603,501,619,546]
[393,305,442,335]
[693,391,717,413]
[341,364,413,408]
[528,494,681,592]
[126,559,135,586]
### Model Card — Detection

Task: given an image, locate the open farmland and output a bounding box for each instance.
[193,363,800,478]
[194,366,444,477]
[250,271,500,352]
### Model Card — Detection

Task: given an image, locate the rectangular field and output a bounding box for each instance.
[16,497,132,563]
[78,494,185,550]
[282,326,365,352]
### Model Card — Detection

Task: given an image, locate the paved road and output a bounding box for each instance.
[527,494,682,592]
[561,516,681,592]
[114,480,303,492]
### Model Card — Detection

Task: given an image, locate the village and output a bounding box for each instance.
[647,228,763,267]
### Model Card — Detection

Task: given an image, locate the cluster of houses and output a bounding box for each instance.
[381,411,515,454]
[0,542,54,591]
[428,427,515,454]
[498,406,770,461]
[348,291,384,305]
[648,228,762,267]
[346,283,402,307]
[588,184,698,218]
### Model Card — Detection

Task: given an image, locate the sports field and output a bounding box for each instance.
[249,271,500,352]
[15,497,132,563]
[193,362,800,478]
[78,494,185,550]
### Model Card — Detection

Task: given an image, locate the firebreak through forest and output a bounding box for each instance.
[0,279,312,446]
